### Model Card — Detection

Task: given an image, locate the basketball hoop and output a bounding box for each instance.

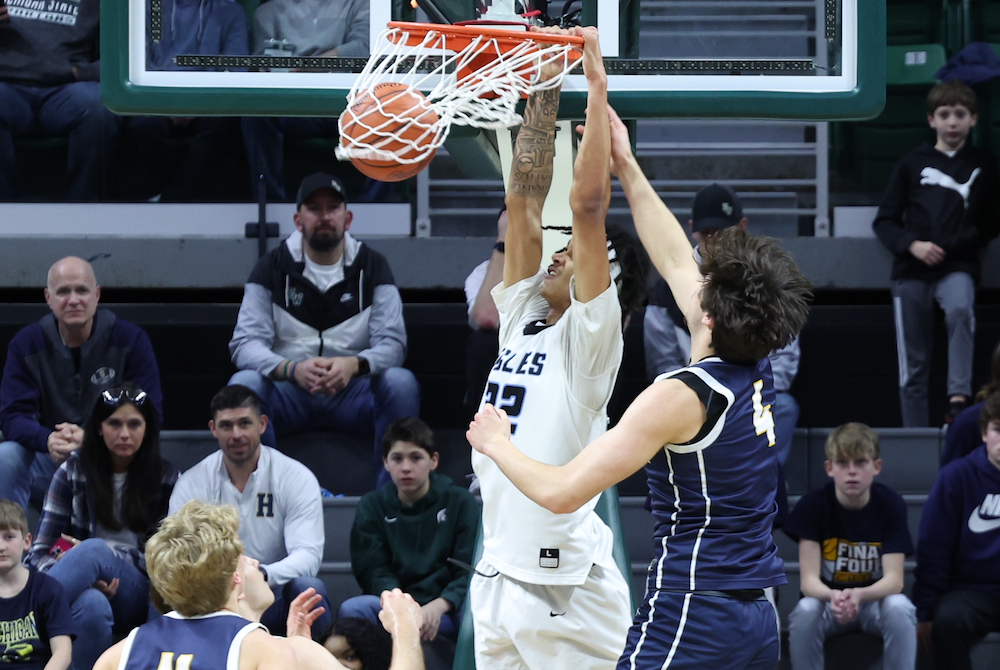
[335,21,584,169]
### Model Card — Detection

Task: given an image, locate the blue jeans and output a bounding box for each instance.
[229,367,421,488]
[0,441,59,510]
[0,81,121,201]
[46,539,151,670]
[339,594,459,639]
[259,576,333,639]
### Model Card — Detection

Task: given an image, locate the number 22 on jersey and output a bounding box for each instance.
[483,383,526,435]
[752,380,776,447]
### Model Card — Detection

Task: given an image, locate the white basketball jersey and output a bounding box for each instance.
[472,270,623,585]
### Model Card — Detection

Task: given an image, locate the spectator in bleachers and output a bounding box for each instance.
[784,422,916,670]
[913,392,1000,669]
[0,499,74,670]
[320,617,392,670]
[942,342,1000,467]
[643,183,802,465]
[129,0,249,201]
[241,0,369,202]
[27,383,177,670]
[0,0,121,201]
[168,384,333,638]
[0,256,163,512]
[228,174,420,487]
[873,79,1000,428]
[340,417,479,647]
[463,207,506,415]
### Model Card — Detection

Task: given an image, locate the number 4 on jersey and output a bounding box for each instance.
[751,380,776,447]
[157,653,194,670]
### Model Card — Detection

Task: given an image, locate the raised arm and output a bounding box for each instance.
[467,378,704,513]
[502,39,563,288]
[608,107,701,322]
[567,27,611,303]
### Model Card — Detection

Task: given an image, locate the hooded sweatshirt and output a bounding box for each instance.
[350,472,480,607]
[147,0,248,70]
[873,141,1000,282]
[912,445,1000,621]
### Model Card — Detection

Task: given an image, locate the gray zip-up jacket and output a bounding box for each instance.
[252,0,369,57]
[229,230,407,376]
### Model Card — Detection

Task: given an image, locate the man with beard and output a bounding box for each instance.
[169,385,333,639]
[230,173,419,487]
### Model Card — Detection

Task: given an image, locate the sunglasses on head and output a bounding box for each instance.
[102,388,148,407]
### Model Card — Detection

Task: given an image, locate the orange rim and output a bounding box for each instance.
[385,20,584,58]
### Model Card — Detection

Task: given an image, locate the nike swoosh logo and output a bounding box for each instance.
[549,611,565,617]
[384,516,397,523]
[967,509,1000,533]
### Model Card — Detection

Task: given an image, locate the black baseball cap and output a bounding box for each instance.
[296,173,346,209]
[691,183,743,232]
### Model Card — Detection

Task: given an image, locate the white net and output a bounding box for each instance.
[335,23,583,165]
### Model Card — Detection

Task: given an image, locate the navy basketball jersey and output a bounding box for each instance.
[645,356,786,591]
[119,611,265,670]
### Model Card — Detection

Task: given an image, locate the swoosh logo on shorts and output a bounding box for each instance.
[967,509,1000,533]
[384,516,397,523]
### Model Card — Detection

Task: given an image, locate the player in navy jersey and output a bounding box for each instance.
[467,106,811,670]
[93,501,425,670]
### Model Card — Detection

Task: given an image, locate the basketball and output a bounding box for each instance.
[339,82,440,182]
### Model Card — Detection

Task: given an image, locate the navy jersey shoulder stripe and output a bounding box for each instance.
[645,356,785,592]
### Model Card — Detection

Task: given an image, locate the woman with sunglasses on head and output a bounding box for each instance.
[27,382,178,670]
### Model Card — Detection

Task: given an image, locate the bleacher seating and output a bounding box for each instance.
[157,425,1000,669]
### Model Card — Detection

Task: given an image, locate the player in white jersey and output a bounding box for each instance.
[469,26,648,670]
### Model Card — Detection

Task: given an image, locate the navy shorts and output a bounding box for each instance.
[617,589,779,670]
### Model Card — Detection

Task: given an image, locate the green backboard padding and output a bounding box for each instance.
[102,1,886,120]
[886,44,946,85]
[452,486,634,670]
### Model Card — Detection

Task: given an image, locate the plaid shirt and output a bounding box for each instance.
[27,453,178,573]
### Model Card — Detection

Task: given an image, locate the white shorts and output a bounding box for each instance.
[470,559,633,670]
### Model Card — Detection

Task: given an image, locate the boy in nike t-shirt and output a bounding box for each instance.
[784,423,916,670]
[873,80,1000,428]
[913,391,1000,669]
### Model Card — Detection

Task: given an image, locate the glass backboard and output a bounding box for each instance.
[102,0,884,120]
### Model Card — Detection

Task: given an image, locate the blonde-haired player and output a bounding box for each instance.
[93,500,424,670]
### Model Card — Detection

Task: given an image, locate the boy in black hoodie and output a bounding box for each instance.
[873,80,1000,428]
[341,417,480,643]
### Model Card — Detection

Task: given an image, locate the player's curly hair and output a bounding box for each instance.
[321,617,393,670]
[146,501,244,617]
[700,226,811,363]
[607,226,650,322]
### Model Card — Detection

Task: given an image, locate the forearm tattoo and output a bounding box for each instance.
[510,87,561,197]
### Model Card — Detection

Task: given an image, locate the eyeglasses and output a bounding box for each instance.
[102,388,148,407]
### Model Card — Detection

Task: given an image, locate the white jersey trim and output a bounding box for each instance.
[115,627,140,670]
[688,449,711,591]
[655,361,735,454]
[228,621,267,670]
